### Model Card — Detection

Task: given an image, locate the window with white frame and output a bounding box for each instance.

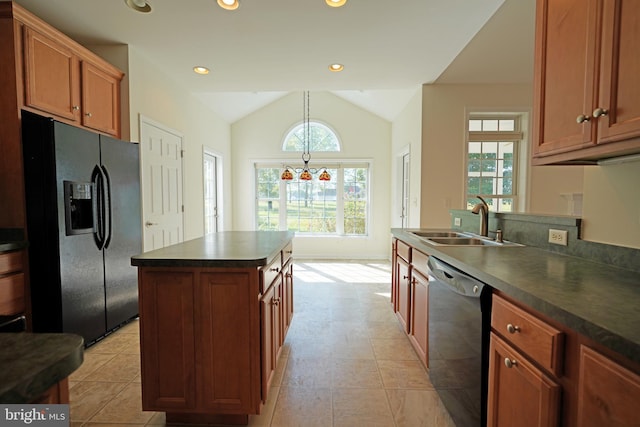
[466,116,523,212]
[256,163,369,236]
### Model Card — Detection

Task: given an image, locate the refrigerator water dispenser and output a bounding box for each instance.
[64,180,94,235]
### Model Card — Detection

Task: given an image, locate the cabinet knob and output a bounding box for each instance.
[269,267,280,272]
[593,108,609,118]
[73,105,80,111]
[273,298,280,306]
[403,274,409,280]
[85,112,93,117]
[506,324,520,334]
[576,114,590,124]
[504,358,517,369]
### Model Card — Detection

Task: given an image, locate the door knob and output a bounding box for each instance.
[145,221,158,227]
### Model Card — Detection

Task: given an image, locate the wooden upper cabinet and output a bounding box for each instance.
[532,0,640,164]
[23,26,80,122]
[81,61,120,136]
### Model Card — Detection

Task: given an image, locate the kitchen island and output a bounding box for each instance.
[131,231,294,425]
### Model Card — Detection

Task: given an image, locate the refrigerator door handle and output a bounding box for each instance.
[101,165,113,249]
[91,165,105,249]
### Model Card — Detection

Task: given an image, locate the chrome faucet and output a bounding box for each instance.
[471,196,489,237]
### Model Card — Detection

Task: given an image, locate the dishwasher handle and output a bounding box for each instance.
[427,256,486,298]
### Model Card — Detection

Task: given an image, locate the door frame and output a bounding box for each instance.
[203,147,223,233]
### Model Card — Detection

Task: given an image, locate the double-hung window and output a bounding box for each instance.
[466,116,523,212]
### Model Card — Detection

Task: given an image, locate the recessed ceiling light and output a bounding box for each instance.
[217,0,239,10]
[326,0,347,7]
[124,0,152,13]
[329,63,344,72]
[193,66,210,75]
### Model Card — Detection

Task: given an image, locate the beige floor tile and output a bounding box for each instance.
[269,413,333,427]
[377,360,434,389]
[69,353,116,381]
[89,383,153,424]
[145,412,165,425]
[367,321,406,339]
[272,386,332,419]
[116,319,140,335]
[271,354,289,387]
[371,337,418,360]
[83,353,140,382]
[282,358,332,387]
[69,381,128,422]
[331,359,382,388]
[332,388,394,424]
[386,389,456,427]
[90,333,140,355]
[333,415,396,427]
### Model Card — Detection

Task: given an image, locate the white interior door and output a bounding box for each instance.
[140,116,184,251]
[401,152,410,228]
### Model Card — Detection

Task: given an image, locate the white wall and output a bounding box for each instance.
[391,89,422,229]
[581,162,640,249]
[124,47,233,239]
[231,91,392,259]
[420,83,585,228]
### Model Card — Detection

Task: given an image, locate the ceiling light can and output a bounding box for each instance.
[124,0,152,13]
[217,0,239,10]
[326,0,347,7]
[329,63,344,72]
[193,66,210,75]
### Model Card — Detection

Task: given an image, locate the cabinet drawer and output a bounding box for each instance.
[0,272,25,315]
[412,249,429,276]
[396,240,411,263]
[492,294,564,376]
[0,251,23,275]
[260,254,282,294]
[282,242,293,266]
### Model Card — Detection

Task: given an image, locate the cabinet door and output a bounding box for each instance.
[138,270,196,411]
[395,257,410,333]
[408,268,428,368]
[595,0,640,145]
[197,271,255,413]
[81,61,120,136]
[577,345,640,427]
[282,260,294,338]
[487,333,561,427]
[23,26,80,121]
[260,277,282,401]
[532,0,599,157]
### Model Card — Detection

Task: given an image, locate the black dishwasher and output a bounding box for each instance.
[427,256,492,427]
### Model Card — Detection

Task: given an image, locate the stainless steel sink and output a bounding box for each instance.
[428,237,501,246]
[410,231,468,238]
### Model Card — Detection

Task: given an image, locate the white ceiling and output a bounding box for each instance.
[13,0,535,123]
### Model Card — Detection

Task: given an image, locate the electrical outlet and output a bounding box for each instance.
[454,217,461,226]
[548,229,568,246]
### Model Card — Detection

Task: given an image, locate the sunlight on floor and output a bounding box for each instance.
[295,260,392,284]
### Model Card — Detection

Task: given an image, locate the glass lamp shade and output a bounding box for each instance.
[281,169,294,180]
[319,169,331,181]
[299,170,313,181]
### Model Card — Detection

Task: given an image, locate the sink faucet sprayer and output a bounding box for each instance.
[471,196,489,237]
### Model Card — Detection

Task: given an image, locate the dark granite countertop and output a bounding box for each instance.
[392,228,640,364]
[0,228,28,252]
[131,231,295,268]
[0,333,84,403]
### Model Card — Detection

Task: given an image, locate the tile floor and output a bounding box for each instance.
[68,260,455,427]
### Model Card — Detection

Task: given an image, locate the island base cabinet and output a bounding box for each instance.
[577,345,640,427]
[138,268,261,416]
[487,332,561,427]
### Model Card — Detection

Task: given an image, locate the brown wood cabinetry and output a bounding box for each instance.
[0,1,123,227]
[408,267,428,367]
[577,345,640,427]
[488,295,564,426]
[0,250,25,316]
[532,0,640,164]
[487,332,561,427]
[395,256,411,333]
[137,243,293,424]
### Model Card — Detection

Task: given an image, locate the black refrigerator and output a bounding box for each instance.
[21,110,141,345]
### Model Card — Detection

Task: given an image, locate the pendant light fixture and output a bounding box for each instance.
[281,91,331,182]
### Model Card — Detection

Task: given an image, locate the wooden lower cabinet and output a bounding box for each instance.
[395,257,410,333]
[487,332,561,427]
[408,268,428,367]
[260,274,282,400]
[577,345,640,427]
[138,267,262,419]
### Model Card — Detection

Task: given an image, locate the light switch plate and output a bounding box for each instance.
[548,229,568,246]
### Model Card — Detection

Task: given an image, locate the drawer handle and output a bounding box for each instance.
[403,275,409,280]
[504,358,518,369]
[506,324,520,334]
[273,298,280,306]
[270,267,280,272]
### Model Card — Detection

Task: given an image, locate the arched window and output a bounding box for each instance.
[282,121,341,152]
